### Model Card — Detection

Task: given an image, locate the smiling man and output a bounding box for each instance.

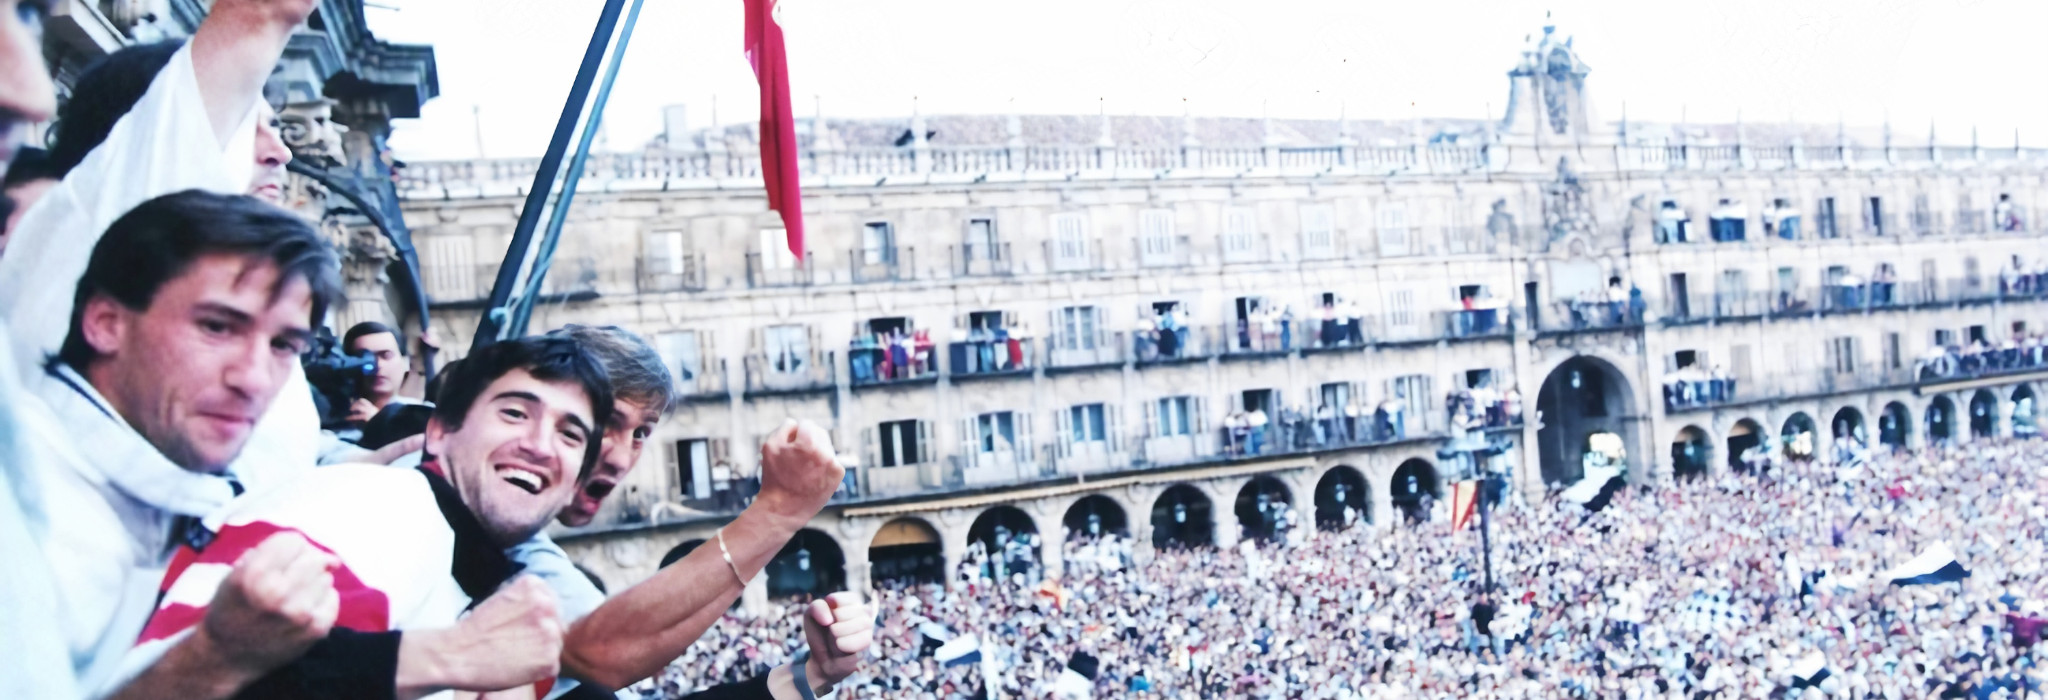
[119,334,614,700]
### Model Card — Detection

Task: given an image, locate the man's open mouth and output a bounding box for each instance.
[499,466,547,494]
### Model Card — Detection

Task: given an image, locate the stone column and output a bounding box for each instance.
[844,542,873,598]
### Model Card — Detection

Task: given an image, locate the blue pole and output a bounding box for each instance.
[511,0,649,338]
[469,0,628,354]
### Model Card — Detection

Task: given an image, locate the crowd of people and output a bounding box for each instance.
[1917,333,2048,380]
[1663,365,1738,410]
[640,436,2048,699]
[1218,395,1427,458]
[851,327,937,383]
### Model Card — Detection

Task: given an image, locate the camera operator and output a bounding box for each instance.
[341,321,426,425]
[0,0,79,695]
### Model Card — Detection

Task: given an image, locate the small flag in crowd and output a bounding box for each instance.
[917,622,951,657]
[1451,480,1480,530]
[742,0,805,259]
[1052,650,1100,699]
[936,633,983,667]
[1791,651,1831,689]
[1883,541,1971,586]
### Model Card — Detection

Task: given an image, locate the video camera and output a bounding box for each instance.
[302,327,377,431]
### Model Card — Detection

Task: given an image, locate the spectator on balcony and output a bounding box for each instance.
[1157,305,1183,358]
[1832,272,1865,310]
[967,321,994,373]
[1258,307,1281,351]
[1344,400,1364,442]
[1504,388,1524,425]
[1312,403,1335,446]
[1709,199,1746,242]
[1278,306,1295,351]
[1996,194,2022,232]
[1003,321,1024,369]
[1871,265,1899,306]
[1246,407,1269,454]
[1223,411,1247,456]
[1378,396,1406,440]
[1656,201,1688,243]
[1318,301,1340,348]
[849,332,878,383]
[1605,277,1630,325]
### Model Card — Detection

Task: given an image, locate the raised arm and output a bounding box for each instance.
[561,421,845,691]
[188,0,317,144]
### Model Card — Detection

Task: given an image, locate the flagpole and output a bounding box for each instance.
[470,0,629,354]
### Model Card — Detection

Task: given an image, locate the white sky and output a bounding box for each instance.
[366,0,2048,161]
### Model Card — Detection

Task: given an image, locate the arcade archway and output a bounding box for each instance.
[1062,494,1130,541]
[1725,419,1763,472]
[660,539,708,569]
[1150,484,1214,549]
[766,529,845,599]
[869,518,943,588]
[1313,465,1370,530]
[1391,458,1440,523]
[1780,412,1817,460]
[1879,402,1912,449]
[1832,407,1865,444]
[1233,475,1295,543]
[2014,386,2038,437]
[967,506,1041,581]
[1671,425,1711,479]
[1927,396,1955,442]
[1970,390,1999,439]
[1537,355,1638,487]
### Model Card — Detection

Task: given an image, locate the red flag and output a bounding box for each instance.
[743,0,803,260]
[1450,480,1480,530]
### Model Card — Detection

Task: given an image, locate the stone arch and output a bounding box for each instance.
[966,506,1041,581]
[1391,458,1440,524]
[1313,465,1370,531]
[765,529,845,599]
[1150,484,1214,549]
[1062,494,1130,541]
[1671,425,1711,479]
[1927,396,1956,443]
[1233,475,1296,543]
[1724,418,1765,472]
[2013,385,2038,437]
[1879,402,1912,448]
[1831,406,1865,442]
[1780,412,1817,460]
[659,539,708,569]
[1970,389,2000,438]
[868,517,944,588]
[1536,354,1640,487]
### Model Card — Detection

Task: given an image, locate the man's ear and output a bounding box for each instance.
[79,295,130,358]
[423,415,450,461]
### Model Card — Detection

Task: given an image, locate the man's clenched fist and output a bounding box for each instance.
[758,419,845,518]
[201,532,339,673]
[442,576,564,690]
[803,592,874,689]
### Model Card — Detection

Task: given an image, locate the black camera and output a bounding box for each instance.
[302,328,378,431]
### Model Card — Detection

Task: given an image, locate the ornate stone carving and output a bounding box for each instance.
[1542,157,1597,248]
[1484,199,1516,248]
[279,99,350,168]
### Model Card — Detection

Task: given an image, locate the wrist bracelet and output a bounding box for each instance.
[717,529,749,589]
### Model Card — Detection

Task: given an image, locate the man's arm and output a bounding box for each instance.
[187,0,317,144]
[560,421,845,690]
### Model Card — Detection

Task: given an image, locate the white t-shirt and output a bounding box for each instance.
[0,44,317,495]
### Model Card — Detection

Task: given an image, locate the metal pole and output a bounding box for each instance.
[509,0,648,339]
[470,0,629,354]
[1479,467,1496,595]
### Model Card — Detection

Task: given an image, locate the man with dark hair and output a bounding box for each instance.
[519,325,870,699]
[342,320,423,425]
[0,0,320,484]
[118,335,612,699]
[14,189,349,697]
[1,145,55,244]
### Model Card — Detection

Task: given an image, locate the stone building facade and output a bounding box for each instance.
[395,27,2048,607]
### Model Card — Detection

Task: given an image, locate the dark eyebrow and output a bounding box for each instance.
[192,302,255,327]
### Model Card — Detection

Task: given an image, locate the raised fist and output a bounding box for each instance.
[201,532,340,673]
[757,419,845,519]
[803,591,874,689]
[440,576,564,691]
